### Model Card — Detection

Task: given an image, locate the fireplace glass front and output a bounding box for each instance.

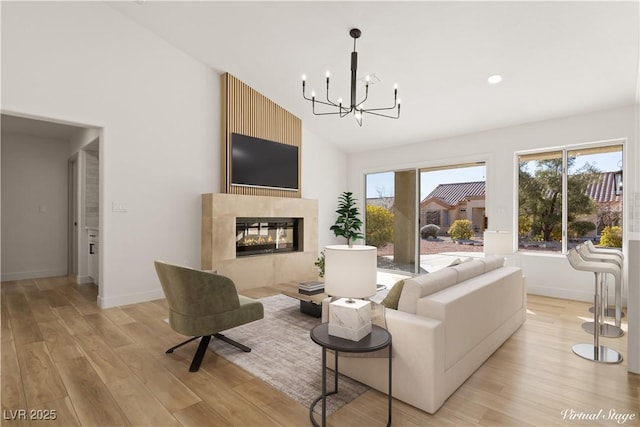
[236,217,301,257]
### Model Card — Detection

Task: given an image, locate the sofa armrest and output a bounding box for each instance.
[331,307,447,413]
[384,309,445,383]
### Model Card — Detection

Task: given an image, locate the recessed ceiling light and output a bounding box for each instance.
[488,74,503,84]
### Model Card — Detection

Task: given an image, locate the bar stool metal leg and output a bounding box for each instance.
[573,272,622,364]
[582,272,624,338]
[588,271,625,320]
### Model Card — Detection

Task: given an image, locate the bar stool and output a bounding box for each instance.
[576,244,624,338]
[585,240,622,258]
[566,249,622,364]
[584,240,624,318]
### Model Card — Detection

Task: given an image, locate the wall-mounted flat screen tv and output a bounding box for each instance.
[231,133,299,191]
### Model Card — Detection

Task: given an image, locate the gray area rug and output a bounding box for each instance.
[207,294,369,415]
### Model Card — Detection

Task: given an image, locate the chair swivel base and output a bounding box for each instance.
[588,306,625,318]
[572,343,622,364]
[581,321,624,338]
[166,333,251,372]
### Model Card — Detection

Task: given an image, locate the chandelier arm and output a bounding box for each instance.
[312,110,348,116]
[362,104,398,112]
[302,84,316,102]
[312,100,353,116]
[361,108,401,119]
[361,95,398,112]
[312,97,350,109]
[339,107,354,118]
[354,86,369,108]
[324,85,344,108]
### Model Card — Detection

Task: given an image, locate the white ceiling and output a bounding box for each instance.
[109,1,639,153]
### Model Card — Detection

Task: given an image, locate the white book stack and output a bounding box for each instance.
[298,280,325,295]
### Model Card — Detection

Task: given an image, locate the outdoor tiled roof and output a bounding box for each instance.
[422,181,486,206]
[418,172,619,208]
[586,171,622,203]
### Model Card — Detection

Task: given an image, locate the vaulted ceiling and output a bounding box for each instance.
[108,1,640,153]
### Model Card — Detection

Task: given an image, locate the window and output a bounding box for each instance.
[425,210,440,226]
[518,144,623,253]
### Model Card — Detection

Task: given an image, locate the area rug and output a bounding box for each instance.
[207,294,369,415]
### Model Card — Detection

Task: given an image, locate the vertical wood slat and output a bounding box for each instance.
[220,73,302,198]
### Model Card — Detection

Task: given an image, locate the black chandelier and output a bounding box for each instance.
[302,28,401,126]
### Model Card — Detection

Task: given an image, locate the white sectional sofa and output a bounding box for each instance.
[325,255,526,414]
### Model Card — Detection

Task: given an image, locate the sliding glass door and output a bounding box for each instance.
[365,162,486,274]
[365,170,418,273]
[419,163,486,259]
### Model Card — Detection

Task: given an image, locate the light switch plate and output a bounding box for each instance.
[112,202,128,212]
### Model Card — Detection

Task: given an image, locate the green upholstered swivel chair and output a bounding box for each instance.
[154,261,264,372]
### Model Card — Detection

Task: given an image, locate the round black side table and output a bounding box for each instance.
[309,323,392,427]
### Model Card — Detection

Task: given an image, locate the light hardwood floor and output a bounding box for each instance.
[1,276,638,426]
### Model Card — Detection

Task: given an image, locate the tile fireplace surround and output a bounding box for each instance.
[201,193,319,290]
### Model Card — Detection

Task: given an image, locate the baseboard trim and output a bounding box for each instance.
[527,286,628,307]
[97,288,165,309]
[1,268,68,282]
[76,275,93,285]
[527,286,593,303]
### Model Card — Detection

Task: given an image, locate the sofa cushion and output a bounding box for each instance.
[397,268,458,314]
[450,260,485,283]
[478,255,505,273]
[381,279,405,310]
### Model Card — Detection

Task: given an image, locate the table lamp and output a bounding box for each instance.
[324,244,377,341]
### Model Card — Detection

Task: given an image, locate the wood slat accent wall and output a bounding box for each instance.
[221,73,302,198]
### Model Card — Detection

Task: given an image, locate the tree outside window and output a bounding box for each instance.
[518,145,623,252]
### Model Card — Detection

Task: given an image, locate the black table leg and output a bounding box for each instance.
[334,349,338,393]
[321,347,326,427]
[310,349,339,427]
[387,342,392,426]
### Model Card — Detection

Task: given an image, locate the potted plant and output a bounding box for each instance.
[314,250,325,278]
[330,191,364,247]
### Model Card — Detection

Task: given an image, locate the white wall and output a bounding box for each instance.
[349,105,639,372]
[302,127,349,251]
[1,132,70,280]
[1,1,218,307]
[1,2,346,307]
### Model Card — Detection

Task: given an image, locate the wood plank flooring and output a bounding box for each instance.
[1,276,638,426]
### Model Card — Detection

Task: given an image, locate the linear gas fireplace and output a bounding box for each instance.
[236,217,302,257]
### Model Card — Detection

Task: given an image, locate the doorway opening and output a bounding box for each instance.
[1,113,101,302]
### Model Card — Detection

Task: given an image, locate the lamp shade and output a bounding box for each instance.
[324,245,377,299]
